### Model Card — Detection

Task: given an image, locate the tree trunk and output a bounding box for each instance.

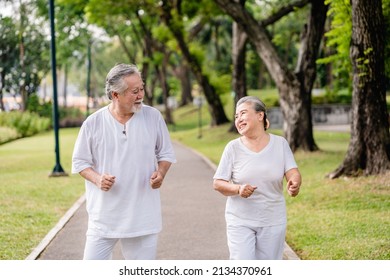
[328,0,390,178]
[141,61,153,106]
[158,52,174,124]
[292,0,328,151]
[161,0,229,126]
[257,61,266,89]
[174,61,193,107]
[19,39,27,111]
[214,0,326,151]
[0,71,5,111]
[230,19,248,132]
[63,63,68,108]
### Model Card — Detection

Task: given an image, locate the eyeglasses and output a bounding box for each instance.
[125,84,145,96]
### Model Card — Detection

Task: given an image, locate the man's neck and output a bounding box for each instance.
[108,104,134,124]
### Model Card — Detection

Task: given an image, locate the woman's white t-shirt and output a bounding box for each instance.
[213,134,297,227]
[72,105,176,238]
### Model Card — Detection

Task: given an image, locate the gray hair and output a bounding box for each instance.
[105,63,141,100]
[237,96,269,130]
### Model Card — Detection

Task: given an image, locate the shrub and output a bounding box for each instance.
[0,111,51,138]
[0,126,19,144]
[59,107,85,128]
[27,94,52,118]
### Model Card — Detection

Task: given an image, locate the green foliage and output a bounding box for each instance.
[0,4,50,101]
[152,25,172,43]
[246,87,352,107]
[209,73,231,99]
[312,88,352,104]
[151,51,164,66]
[0,111,51,139]
[189,42,206,65]
[27,94,52,118]
[167,77,181,96]
[317,0,352,90]
[26,94,85,129]
[270,6,306,69]
[0,126,19,145]
[58,106,85,128]
[0,16,19,82]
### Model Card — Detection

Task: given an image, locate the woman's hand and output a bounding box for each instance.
[239,184,257,198]
[285,168,301,197]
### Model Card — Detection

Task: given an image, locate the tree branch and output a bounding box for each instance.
[261,0,310,27]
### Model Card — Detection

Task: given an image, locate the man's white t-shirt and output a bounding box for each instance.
[213,134,297,228]
[72,105,176,238]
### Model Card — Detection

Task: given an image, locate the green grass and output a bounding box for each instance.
[0,94,389,260]
[0,128,85,259]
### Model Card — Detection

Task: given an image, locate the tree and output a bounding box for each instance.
[83,0,179,123]
[328,0,390,178]
[160,0,230,126]
[0,1,50,111]
[38,0,93,108]
[0,16,18,111]
[214,0,328,151]
[316,0,353,92]
[230,0,248,133]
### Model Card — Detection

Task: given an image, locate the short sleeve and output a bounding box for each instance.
[155,112,176,163]
[282,138,298,172]
[213,141,234,181]
[71,122,93,174]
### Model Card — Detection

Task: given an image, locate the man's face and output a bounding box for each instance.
[115,74,145,113]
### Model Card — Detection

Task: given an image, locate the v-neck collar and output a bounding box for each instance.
[238,134,273,155]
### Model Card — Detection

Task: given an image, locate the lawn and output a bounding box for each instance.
[0,128,85,259]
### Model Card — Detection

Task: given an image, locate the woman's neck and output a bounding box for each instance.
[241,132,269,153]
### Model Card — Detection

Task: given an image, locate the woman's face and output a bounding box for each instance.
[235,102,264,135]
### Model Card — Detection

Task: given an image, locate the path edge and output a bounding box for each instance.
[25,194,86,260]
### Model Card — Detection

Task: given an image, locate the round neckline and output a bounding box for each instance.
[106,105,135,126]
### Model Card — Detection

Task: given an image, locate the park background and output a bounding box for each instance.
[0,0,389,260]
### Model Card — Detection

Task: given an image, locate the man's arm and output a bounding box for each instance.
[150,161,172,189]
[80,167,116,192]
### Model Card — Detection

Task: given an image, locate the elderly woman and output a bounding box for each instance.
[213,96,301,260]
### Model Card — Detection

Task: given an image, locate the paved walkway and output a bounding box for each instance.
[30,141,299,260]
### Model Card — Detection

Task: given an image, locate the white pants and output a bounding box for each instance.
[83,234,158,260]
[227,223,286,260]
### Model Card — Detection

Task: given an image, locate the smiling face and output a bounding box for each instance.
[235,102,264,136]
[113,74,145,113]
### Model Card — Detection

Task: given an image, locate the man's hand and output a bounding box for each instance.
[97,173,116,192]
[150,171,164,189]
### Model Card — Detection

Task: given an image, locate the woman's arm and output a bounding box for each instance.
[285,168,302,197]
[213,179,256,198]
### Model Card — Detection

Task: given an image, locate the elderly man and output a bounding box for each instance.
[72,63,176,260]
